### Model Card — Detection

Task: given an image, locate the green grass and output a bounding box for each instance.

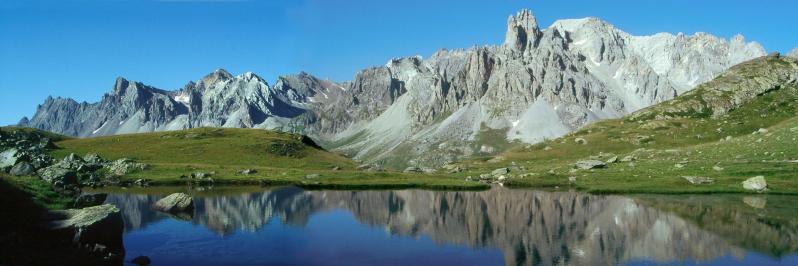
[49,127,488,190]
[1,174,74,210]
[457,56,798,194]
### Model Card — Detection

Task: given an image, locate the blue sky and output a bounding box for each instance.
[1,0,796,125]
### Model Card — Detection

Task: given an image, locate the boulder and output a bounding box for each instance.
[491,167,510,176]
[575,160,607,170]
[106,158,148,176]
[82,153,106,167]
[742,176,767,192]
[153,193,194,213]
[74,193,108,208]
[48,204,124,256]
[58,153,86,170]
[131,255,152,266]
[682,176,714,185]
[37,166,78,185]
[10,161,35,176]
[0,148,20,170]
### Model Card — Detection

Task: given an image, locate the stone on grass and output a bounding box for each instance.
[682,176,714,185]
[742,176,767,192]
[575,160,606,170]
[491,167,510,176]
[403,167,422,173]
[305,174,320,179]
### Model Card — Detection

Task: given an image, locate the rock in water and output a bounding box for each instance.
[575,160,607,170]
[742,176,768,192]
[10,162,34,176]
[683,176,714,185]
[154,193,194,213]
[48,204,124,256]
[131,255,152,266]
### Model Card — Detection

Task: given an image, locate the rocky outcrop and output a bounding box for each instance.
[20,9,766,168]
[788,47,798,59]
[47,204,124,259]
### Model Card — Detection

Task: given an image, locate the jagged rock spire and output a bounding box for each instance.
[504,9,541,51]
[201,68,233,86]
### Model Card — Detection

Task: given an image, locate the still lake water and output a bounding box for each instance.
[96,186,798,266]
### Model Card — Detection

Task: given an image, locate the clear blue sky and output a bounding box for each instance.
[1,0,796,125]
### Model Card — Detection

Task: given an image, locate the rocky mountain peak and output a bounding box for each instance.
[504,9,541,51]
[788,47,798,59]
[201,68,233,86]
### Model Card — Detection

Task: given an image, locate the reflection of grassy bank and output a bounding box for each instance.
[633,194,798,257]
[0,174,109,265]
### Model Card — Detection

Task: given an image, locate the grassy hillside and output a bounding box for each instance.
[49,127,485,189]
[457,55,798,194]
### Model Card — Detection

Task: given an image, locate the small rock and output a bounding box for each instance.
[480,145,495,153]
[620,155,636,162]
[713,165,724,171]
[131,255,152,266]
[305,174,320,179]
[497,175,508,182]
[568,176,577,183]
[331,166,341,171]
[479,174,492,180]
[238,169,257,175]
[544,146,552,151]
[575,160,606,170]
[683,176,714,185]
[742,176,767,192]
[153,193,194,213]
[755,128,769,134]
[605,156,618,164]
[574,138,587,145]
[674,163,685,168]
[191,171,211,179]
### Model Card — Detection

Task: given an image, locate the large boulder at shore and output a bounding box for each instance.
[153,193,194,213]
[48,204,124,257]
[742,176,768,192]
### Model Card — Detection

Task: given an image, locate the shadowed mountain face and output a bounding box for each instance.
[103,187,798,266]
[21,9,765,168]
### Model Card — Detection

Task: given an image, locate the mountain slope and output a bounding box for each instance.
[21,9,766,168]
[458,54,798,193]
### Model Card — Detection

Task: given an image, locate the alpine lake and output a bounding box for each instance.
[88,185,798,266]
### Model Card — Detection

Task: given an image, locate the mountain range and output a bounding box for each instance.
[20,9,771,168]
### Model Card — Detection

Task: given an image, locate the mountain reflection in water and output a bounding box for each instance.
[102,186,798,266]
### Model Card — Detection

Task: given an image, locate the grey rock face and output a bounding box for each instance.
[575,160,607,170]
[10,161,34,176]
[21,9,766,168]
[37,166,78,185]
[788,47,798,59]
[48,204,124,256]
[153,193,194,213]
